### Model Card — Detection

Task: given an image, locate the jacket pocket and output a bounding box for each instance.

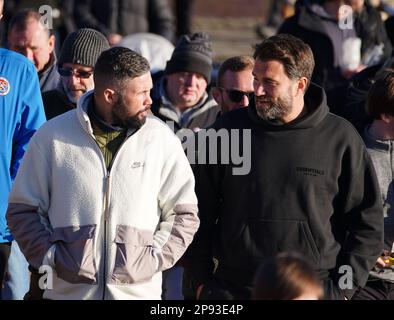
[49,225,97,284]
[246,219,320,263]
[111,225,157,284]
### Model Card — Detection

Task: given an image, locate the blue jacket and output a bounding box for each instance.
[0,48,46,243]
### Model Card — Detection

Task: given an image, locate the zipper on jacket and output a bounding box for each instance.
[85,120,135,299]
[86,136,108,300]
[102,173,110,300]
[105,173,110,222]
[100,137,131,300]
[87,135,108,300]
[96,137,130,300]
[100,136,132,299]
[101,219,107,300]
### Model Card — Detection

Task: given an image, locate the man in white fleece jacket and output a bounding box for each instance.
[6,47,200,300]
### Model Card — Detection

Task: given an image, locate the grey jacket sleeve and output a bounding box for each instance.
[7,139,52,270]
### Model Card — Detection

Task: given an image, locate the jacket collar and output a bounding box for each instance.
[363,126,392,152]
[296,1,333,37]
[38,51,57,79]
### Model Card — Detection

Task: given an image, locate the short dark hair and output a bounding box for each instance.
[94,47,150,91]
[9,9,51,37]
[252,252,323,300]
[253,34,315,82]
[367,71,394,119]
[216,55,254,87]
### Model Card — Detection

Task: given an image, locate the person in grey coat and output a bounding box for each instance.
[352,72,394,300]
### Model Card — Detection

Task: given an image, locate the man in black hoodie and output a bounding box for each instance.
[186,34,383,300]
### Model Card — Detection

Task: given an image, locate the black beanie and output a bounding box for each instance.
[58,28,110,68]
[165,32,212,83]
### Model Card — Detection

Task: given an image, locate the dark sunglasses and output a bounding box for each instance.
[58,67,93,79]
[218,87,253,103]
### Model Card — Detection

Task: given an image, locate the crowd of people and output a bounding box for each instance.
[0,0,393,301]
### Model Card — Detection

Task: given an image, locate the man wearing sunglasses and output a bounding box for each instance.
[43,28,109,120]
[212,55,254,115]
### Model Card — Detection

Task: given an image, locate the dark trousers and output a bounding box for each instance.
[0,242,11,299]
[352,278,394,300]
[24,267,44,300]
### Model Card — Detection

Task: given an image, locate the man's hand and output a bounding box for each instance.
[376,256,387,268]
[196,284,204,300]
[376,250,394,268]
[341,64,367,79]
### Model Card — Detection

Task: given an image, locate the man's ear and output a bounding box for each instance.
[103,88,116,104]
[296,77,308,96]
[381,113,394,124]
[212,87,222,104]
[48,34,56,53]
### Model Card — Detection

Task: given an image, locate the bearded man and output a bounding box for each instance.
[185,34,383,300]
[7,47,199,300]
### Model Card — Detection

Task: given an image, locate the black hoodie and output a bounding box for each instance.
[187,83,383,300]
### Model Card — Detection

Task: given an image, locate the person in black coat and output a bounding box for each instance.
[279,0,391,91]
[74,0,175,46]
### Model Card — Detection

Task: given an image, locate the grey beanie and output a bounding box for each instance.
[165,32,213,83]
[58,28,110,68]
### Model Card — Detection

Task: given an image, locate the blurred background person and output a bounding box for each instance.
[352,72,394,300]
[279,0,391,91]
[74,0,175,46]
[252,252,324,300]
[117,32,174,76]
[7,9,59,92]
[255,0,297,39]
[175,0,194,38]
[0,0,75,49]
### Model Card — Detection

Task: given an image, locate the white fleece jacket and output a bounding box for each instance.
[7,91,199,300]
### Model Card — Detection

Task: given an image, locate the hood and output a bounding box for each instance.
[296,1,335,35]
[308,1,336,21]
[247,82,329,131]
